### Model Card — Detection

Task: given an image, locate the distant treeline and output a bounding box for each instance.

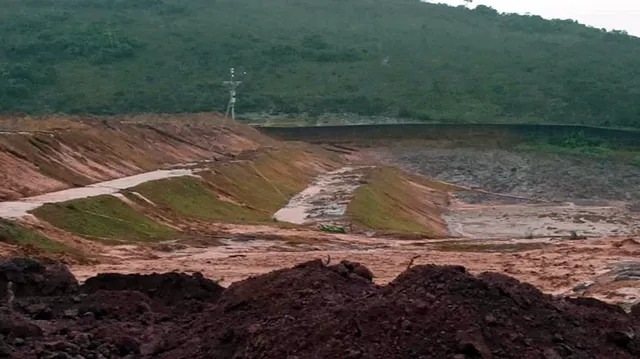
[1,0,639,128]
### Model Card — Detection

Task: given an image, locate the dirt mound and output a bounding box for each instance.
[159,261,639,359]
[0,257,78,299]
[2,258,640,359]
[81,272,224,305]
[157,259,378,359]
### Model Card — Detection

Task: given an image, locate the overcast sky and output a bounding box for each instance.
[427,0,640,36]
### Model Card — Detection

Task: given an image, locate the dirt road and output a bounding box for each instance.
[0,168,201,218]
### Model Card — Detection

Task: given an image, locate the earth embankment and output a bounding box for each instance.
[0,113,269,201]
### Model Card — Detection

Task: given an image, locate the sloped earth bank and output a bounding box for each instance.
[2,258,640,359]
[274,166,370,225]
[0,168,202,219]
[0,113,269,201]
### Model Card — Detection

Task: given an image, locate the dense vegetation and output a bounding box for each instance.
[1,0,639,127]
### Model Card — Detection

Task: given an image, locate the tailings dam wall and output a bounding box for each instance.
[257,123,640,147]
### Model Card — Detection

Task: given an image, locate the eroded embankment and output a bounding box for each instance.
[0,113,269,201]
[0,168,200,219]
[5,146,339,253]
[2,257,640,359]
[348,167,463,237]
[273,165,461,237]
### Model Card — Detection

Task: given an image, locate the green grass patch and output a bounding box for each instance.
[0,219,75,253]
[250,148,329,196]
[132,176,269,223]
[200,162,293,214]
[517,133,640,165]
[31,195,175,243]
[131,147,337,224]
[348,167,438,236]
[199,149,323,213]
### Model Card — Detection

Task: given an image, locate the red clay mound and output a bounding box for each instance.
[1,258,640,359]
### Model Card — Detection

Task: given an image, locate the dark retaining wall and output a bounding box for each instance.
[257,124,640,147]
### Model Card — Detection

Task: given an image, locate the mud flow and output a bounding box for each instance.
[274,166,369,224]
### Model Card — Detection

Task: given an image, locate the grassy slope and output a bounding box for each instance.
[516,138,640,166]
[0,218,75,253]
[31,195,175,243]
[348,167,453,237]
[131,176,268,223]
[1,0,639,128]
[134,147,337,222]
[31,146,339,242]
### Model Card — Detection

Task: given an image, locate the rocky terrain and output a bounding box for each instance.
[386,147,640,204]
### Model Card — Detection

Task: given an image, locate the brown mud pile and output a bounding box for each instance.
[1,258,640,359]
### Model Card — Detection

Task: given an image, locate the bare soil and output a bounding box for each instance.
[2,257,640,359]
[4,119,640,358]
[0,114,269,201]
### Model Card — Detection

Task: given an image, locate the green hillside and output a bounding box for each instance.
[1,0,639,127]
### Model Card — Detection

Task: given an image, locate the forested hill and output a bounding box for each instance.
[1,0,639,128]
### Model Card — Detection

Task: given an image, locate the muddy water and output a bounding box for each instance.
[444,200,640,239]
[274,166,369,224]
[0,168,201,218]
[70,233,640,305]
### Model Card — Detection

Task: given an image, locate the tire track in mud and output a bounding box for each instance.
[274,166,371,225]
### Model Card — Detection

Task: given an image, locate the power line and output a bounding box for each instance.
[222,67,243,121]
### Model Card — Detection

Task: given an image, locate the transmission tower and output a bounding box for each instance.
[223,68,243,120]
